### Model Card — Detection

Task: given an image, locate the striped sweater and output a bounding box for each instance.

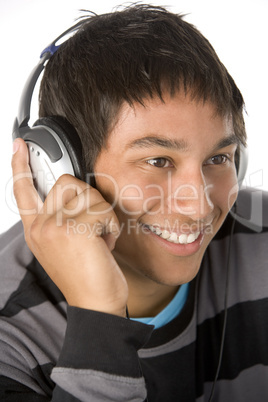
[0,187,267,401]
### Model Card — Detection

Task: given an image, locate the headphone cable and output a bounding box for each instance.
[207,209,236,402]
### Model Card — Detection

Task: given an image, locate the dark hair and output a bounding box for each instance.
[39,4,246,173]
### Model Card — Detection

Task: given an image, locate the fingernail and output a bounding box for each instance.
[12,139,20,154]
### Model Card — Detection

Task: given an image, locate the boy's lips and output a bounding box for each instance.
[141,223,205,257]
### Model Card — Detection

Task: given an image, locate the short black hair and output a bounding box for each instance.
[39,4,246,172]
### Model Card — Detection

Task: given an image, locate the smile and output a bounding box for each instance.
[146,225,201,244]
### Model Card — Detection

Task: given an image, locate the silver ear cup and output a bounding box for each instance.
[25,126,76,201]
[237,145,248,187]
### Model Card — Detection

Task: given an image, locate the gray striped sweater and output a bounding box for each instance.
[0,187,267,401]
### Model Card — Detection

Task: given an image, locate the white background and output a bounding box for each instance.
[0,0,267,234]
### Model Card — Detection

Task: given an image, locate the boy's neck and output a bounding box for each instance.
[127,283,179,318]
[118,263,179,318]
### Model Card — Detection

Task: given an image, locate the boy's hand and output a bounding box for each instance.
[12,138,128,317]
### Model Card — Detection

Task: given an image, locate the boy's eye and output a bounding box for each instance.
[146,158,173,168]
[206,154,229,165]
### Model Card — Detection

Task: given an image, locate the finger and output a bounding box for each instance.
[53,186,110,222]
[58,188,120,241]
[43,174,91,215]
[12,138,43,229]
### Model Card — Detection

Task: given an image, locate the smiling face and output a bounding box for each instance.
[94,91,238,293]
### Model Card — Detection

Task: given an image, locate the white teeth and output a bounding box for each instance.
[161,230,170,239]
[187,234,196,244]
[148,226,200,245]
[169,233,178,242]
[155,227,162,235]
[179,234,188,244]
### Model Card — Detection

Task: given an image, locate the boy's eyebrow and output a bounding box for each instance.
[127,136,189,151]
[211,134,239,153]
[127,134,239,152]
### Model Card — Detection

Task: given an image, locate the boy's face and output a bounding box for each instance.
[94,91,238,287]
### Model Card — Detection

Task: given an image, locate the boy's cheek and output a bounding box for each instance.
[211,175,239,214]
[116,184,167,217]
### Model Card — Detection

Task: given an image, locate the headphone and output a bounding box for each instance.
[12,21,87,201]
[12,21,248,202]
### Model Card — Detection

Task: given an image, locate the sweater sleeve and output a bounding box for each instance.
[0,222,153,401]
[50,307,153,401]
[0,306,153,401]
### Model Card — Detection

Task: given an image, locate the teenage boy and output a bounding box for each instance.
[1,5,268,401]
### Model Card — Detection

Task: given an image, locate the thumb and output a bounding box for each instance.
[12,138,43,229]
